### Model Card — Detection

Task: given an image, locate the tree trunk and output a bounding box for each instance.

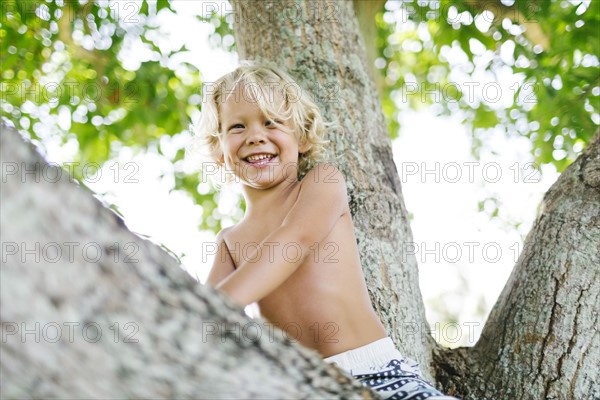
[231,0,436,379]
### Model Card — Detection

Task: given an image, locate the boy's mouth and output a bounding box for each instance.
[244,153,277,165]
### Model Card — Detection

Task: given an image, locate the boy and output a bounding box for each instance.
[197,62,458,400]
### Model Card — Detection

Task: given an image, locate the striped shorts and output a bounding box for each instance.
[324,337,458,400]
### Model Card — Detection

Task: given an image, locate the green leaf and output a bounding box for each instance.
[157,0,171,12]
[140,0,149,16]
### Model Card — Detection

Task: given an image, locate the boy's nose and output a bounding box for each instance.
[247,137,266,145]
[245,129,267,145]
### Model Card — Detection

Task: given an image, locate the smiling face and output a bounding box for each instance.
[218,85,311,189]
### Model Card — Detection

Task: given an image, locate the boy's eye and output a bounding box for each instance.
[228,124,244,132]
[266,119,281,127]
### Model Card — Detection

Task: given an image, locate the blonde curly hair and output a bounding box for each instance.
[189,61,331,183]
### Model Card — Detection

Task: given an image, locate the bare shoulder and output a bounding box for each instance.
[218,222,252,252]
[216,225,232,241]
[280,163,349,233]
[205,225,236,286]
[300,163,348,210]
[216,225,235,247]
[302,163,346,186]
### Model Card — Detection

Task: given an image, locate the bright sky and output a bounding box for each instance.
[44,2,560,348]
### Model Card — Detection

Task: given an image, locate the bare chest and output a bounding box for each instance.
[223,186,304,268]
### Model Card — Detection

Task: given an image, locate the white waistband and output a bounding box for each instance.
[323,337,402,373]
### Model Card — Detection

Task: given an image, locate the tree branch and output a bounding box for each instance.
[0,124,378,398]
[471,0,550,50]
[451,130,600,398]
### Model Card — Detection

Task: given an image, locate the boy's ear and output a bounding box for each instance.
[298,139,312,154]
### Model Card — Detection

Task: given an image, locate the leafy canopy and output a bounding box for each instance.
[376,0,599,170]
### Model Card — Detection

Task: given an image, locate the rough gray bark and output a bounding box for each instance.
[231,0,435,379]
[0,125,376,399]
[476,130,600,399]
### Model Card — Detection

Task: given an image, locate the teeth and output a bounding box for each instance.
[246,154,274,162]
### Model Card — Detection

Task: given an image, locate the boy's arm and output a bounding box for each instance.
[205,228,236,287]
[216,163,348,307]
